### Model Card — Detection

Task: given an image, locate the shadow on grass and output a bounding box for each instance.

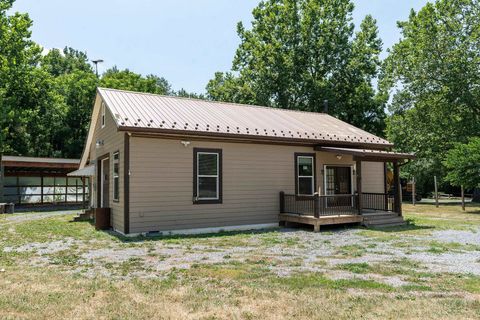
[363,220,434,233]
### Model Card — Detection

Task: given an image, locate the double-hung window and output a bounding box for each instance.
[193,148,222,204]
[113,151,120,201]
[295,153,316,196]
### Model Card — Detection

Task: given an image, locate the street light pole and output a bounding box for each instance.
[92,59,104,77]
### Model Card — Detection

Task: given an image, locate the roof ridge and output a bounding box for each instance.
[97,87,332,117]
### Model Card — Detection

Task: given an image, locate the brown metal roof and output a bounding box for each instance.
[98,87,392,148]
[316,147,415,160]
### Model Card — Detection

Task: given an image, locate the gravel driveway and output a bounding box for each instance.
[3,210,479,287]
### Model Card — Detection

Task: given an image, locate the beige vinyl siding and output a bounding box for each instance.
[88,98,125,232]
[128,137,385,234]
[129,137,315,233]
[361,161,385,193]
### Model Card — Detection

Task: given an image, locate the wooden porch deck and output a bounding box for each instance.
[279,213,364,232]
[279,210,402,232]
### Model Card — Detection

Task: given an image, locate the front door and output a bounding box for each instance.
[325,166,352,206]
[101,157,110,207]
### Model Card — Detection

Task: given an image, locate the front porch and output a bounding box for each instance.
[279,192,401,231]
[279,146,415,231]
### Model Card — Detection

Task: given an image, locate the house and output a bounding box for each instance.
[0,156,89,207]
[77,87,414,235]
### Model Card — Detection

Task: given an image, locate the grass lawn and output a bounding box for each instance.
[0,203,479,319]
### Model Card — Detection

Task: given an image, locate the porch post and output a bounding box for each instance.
[279,191,285,213]
[356,159,362,215]
[393,161,402,216]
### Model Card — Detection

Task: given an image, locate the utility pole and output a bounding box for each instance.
[92,59,104,77]
[434,176,439,208]
[461,185,465,211]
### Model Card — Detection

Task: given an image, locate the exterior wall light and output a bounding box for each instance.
[95,139,104,148]
[336,154,342,160]
[181,141,191,147]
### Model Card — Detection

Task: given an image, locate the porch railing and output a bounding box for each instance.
[361,192,395,212]
[280,191,396,217]
[280,192,359,217]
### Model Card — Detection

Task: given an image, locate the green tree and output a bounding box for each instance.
[382,0,480,193]
[0,0,67,157]
[100,67,172,95]
[41,47,93,77]
[41,46,98,158]
[207,0,386,135]
[443,138,480,191]
[174,88,206,100]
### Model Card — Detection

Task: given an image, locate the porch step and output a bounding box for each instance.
[362,214,406,228]
[73,209,94,222]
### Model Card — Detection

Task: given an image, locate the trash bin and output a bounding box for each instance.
[5,203,14,214]
[94,208,111,230]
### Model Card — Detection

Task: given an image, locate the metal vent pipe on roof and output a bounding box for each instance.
[323,100,329,113]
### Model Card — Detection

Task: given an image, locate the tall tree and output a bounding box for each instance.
[382,0,480,192]
[206,0,386,135]
[41,47,98,158]
[443,137,480,193]
[0,0,66,157]
[100,67,172,95]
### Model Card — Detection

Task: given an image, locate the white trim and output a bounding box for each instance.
[117,223,279,237]
[297,155,315,196]
[196,152,219,200]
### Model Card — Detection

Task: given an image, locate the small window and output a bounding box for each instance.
[193,148,222,204]
[113,151,120,201]
[101,102,106,128]
[295,154,315,196]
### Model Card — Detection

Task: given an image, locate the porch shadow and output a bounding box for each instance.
[360,221,433,233]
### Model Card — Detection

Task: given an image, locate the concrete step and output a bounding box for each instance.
[364,220,405,226]
[364,216,404,223]
[366,221,407,228]
[363,215,406,227]
[73,210,94,222]
[363,213,399,219]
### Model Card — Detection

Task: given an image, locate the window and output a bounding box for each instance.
[101,102,106,128]
[113,151,120,201]
[295,153,315,196]
[193,148,222,204]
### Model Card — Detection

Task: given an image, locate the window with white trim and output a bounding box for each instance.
[101,102,106,128]
[113,151,120,201]
[194,148,222,204]
[296,155,315,195]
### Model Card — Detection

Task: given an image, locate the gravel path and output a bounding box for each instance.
[3,214,480,286]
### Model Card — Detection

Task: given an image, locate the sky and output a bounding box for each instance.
[12,0,429,94]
